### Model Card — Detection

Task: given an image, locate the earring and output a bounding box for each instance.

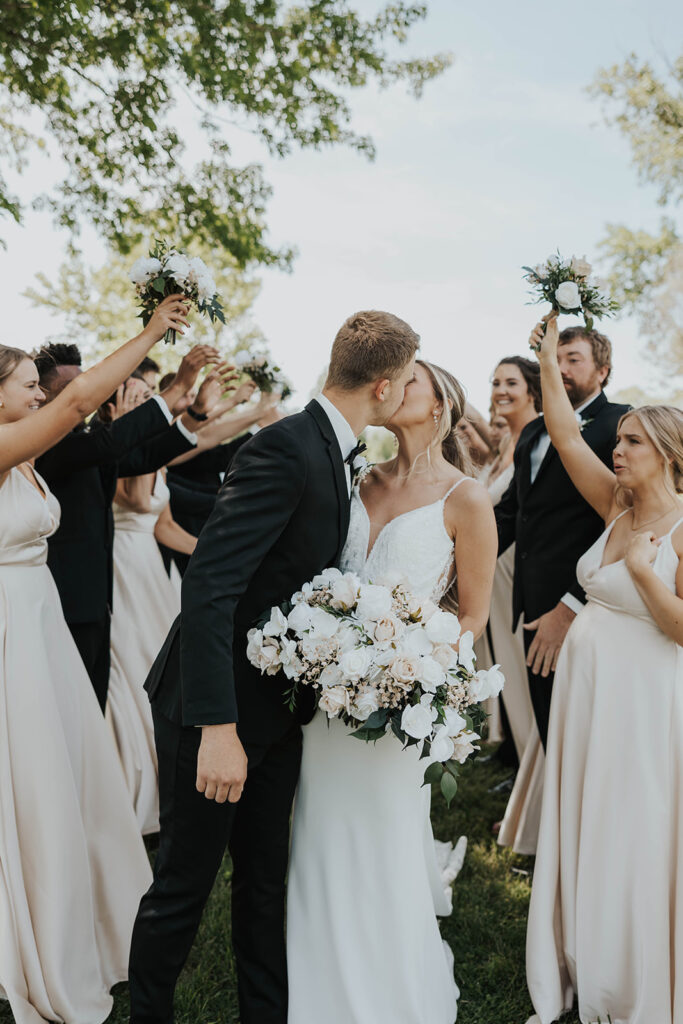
[433,411,439,424]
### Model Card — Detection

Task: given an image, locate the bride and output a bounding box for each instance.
[287,359,498,1023]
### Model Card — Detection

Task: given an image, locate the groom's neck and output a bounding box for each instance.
[321,387,368,438]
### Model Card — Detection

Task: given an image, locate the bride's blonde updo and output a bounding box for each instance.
[616,405,683,507]
[417,359,473,475]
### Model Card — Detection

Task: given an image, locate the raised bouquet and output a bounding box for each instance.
[246,568,504,804]
[523,252,619,348]
[130,240,225,345]
[234,349,292,400]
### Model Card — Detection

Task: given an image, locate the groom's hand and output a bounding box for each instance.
[196,723,247,804]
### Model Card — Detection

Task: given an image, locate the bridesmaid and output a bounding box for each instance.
[0,295,189,1024]
[487,357,546,855]
[526,313,683,1024]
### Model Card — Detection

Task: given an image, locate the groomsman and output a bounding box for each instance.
[34,342,218,709]
[495,327,629,746]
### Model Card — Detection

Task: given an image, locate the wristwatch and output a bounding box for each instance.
[186,405,209,422]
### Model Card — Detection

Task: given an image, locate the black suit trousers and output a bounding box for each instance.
[128,707,302,1024]
[68,614,111,711]
[523,627,555,750]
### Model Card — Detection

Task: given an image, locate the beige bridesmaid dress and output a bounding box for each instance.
[527,513,683,1024]
[0,467,151,1024]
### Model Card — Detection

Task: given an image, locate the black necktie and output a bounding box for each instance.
[345,441,367,466]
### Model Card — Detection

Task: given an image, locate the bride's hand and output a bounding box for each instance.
[529,311,559,359]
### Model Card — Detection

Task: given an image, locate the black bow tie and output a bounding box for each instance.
[345,441,367,466]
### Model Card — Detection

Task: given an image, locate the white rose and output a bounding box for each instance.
[307,607,340,639]
[451,730,480,764]
[430,726,455,762]
[164,253,191,283]
[470,664,505,702]
[432,642,458,670]
[339,646,374,682]
[444,707,467,737]
[282,655,304,680]
[420,598,439,622]
[418,655,447,693]
[389,654,420,687]
[246,631,281,675]
[263,607,288,637]
[555,280,581,310]
[196,275,216,302]
[401,625,434,657]
[129,256,162,284]
[234,350,252,367]
[336,622,359,653]
[350,688,380,722]
[329,575,359,611]
[318,685,349,717]
[458,630,476,673]
[356,583,393,622]
[312,567,342,589]
[287,603,313,635]
[425,609,461,645]
[401,703,434,740]
[373,614,404,643]
[318,663,345,689]
[246,627,264,666]
[570,256,592,278]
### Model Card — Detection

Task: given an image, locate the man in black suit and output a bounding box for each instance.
[496,326,630,747]
[34,342,219,709]
[128,311,420,1024]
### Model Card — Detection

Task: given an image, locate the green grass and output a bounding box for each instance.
[1,749,583,1023]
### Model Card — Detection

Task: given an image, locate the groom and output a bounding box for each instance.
[128,311,419,1024]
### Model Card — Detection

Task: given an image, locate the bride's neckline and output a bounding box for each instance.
[358,477,469,562]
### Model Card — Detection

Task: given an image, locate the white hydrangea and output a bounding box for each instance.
[130,256,162,284]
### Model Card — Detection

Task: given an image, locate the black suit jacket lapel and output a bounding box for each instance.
[306,400,351,565]
[519,418,547,498]
[531,391,609,491]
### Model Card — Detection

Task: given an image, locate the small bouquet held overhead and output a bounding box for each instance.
[523,253,620,351]
[130,240,225,345]
[246,568,505,804]
[234,350,293,400]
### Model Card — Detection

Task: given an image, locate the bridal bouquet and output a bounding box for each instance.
[234,350,292,400]
[523,252,619,346]
[130,240,225,345]
[247,568,505,804]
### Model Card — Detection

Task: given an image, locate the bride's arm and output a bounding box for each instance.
[446,480,497,639]
[625,529,683,646]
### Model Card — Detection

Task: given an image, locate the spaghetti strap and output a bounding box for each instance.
[665,514,683,538]
[440,476,472,504]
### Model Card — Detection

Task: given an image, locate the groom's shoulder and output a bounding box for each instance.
[235,407,320,462]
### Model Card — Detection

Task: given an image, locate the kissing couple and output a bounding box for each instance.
[128,310,497,1023]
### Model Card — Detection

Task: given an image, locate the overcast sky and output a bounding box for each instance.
[2,0,682,411]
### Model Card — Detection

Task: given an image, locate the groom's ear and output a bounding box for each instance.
[373,378,391,402]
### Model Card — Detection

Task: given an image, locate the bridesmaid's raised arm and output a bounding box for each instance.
[533,314,616,524]
[0,295,190,476]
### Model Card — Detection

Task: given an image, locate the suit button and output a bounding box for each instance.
[520,551,528,559]
[521,514,529,523]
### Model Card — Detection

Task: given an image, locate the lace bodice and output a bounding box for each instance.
[0,467,60,567]
[113,472,170,534]
[340,478,471,602]
[578,511,683,628]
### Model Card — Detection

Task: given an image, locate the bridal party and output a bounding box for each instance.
[2,3,683,1023]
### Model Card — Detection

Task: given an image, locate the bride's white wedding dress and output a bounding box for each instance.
[287,479,471,1024]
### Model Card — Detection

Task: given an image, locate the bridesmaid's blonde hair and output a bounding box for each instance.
[0,345,29,386]
[616,405,683,507]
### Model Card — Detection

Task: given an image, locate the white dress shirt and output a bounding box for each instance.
[315,393,358,495]
[528,390,602,616]
[152,393,198,445]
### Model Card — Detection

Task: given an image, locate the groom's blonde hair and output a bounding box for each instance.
[325,311,420,391]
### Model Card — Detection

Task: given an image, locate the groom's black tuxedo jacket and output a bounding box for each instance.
[495,391,630,629]
[146,399,350,742]
[36,400,194,625]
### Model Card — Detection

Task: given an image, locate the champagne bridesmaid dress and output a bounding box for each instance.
[0,467,151,1024]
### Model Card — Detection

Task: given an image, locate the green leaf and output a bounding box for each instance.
[423,761,444,786]
[151,276,166,294]
[440,772,458,806]
[363,709,389,730]
[351,725,387,743]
